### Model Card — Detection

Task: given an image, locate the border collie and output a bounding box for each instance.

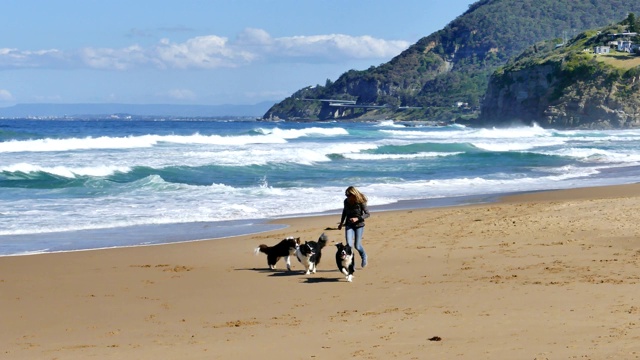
[295,233,328,274]
[335,242,355,282]
[254,237,300,271]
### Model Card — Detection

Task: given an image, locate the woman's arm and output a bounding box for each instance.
[359,202,370,221]
[338,201,347,229]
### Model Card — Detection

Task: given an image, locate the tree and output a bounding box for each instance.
[626,13,637,32]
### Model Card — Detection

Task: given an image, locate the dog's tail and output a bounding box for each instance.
[317,233,328,250]
[254,244,268,255]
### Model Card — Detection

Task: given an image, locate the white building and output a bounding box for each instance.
[594,46,610,54]
[618,40,634,52]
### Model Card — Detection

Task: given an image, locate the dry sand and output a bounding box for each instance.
[2,184,640,359]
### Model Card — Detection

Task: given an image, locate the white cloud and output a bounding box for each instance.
[0,89,14,101]
[235,28,273,46]
[0,29,410,71]
[79,45,148,70]
[0,48,66,68]
[272,34,409,59]
[234,28,409,61]
[166,88,196,100]
[153,35,256,69]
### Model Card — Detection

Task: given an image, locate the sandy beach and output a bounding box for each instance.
[2,184,640,359]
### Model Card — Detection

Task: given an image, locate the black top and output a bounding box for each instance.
[340,199,370,228]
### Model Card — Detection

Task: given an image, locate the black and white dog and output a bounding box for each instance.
[254,237,300,271]
[295,233,328,274]
[335,242,355,282]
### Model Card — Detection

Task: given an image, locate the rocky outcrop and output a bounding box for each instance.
[541,85,640,129]
[479,63,558,126]
[479,53,640,129]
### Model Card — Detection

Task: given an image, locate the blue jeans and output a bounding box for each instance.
[345,226,367,262]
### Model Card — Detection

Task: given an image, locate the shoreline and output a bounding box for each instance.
[0,190,503,257]
[0,189,540,257]
[3,183,640,359]
[1,183,636,257]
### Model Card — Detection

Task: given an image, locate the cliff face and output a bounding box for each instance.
[542,78,640,129]
[479,32,640,129]
[480,64,640,129]
[480,63,558,126]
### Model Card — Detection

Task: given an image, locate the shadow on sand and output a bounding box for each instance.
[237,267,339,279]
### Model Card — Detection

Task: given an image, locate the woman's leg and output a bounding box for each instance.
[345,227,355,248]
[353,227,367,267]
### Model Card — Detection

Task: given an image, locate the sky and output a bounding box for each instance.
[0,0,476,106]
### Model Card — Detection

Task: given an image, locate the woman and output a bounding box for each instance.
[338,186,370,268]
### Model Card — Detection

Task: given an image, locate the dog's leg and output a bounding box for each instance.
[346,274,353,282]
[341,267,349,276]
[267,255,278,270]
[285,256,291,271]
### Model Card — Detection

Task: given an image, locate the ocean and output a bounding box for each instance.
[3,118,640,256]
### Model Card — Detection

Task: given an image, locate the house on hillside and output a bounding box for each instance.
[594,46,610,54]
[618,40,634,52]
[609,32,638,39]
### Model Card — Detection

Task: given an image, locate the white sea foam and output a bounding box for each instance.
[470,124,550,138]
[256,126,349,138]
[374,120,404,128]
[0,127,349,154]
[0,135,158,153]
[468,128,571,149]
[379,129,444,138]
[545,147,640,164]
[1,163,131,177]
[343,152,462,160]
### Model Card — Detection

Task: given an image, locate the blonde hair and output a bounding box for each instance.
[345,186,367,204]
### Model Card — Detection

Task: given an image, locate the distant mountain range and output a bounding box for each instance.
[0,102,276,118]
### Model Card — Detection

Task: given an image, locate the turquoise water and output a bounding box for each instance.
[2,118,640,256]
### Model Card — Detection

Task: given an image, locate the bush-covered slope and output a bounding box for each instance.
[264,0,640,122]
[479,17,640,129]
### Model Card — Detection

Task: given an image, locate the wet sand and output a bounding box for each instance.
[2,184,640,359]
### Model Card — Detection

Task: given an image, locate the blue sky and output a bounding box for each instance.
[0,0,476,106]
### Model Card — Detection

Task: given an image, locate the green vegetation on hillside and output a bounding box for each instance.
[479,14,640,128]
[499,14,640,78]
